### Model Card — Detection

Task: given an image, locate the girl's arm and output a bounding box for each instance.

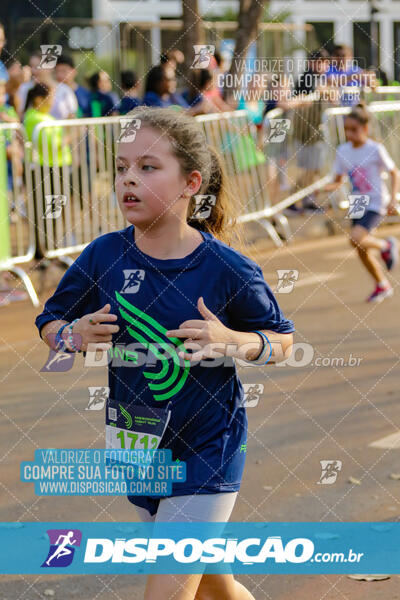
[167,297,294,365]
[39,304,119,352]
[41,319,68,350]
[35,240,120,351]
[228,329,293,364]
[316,173,345,195]
[388,167,400,214]
[0,111,18,123]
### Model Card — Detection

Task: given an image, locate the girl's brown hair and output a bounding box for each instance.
[346,101,370,126]
[24,82,51,113]
[124,105,242,247]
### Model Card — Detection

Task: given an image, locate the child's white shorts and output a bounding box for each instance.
[134,492,238,523]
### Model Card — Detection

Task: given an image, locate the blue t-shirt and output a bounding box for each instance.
[0,60,9,82]
[142,91,189,109]
[326,64,364,106]
[115,95,141,115]
[88,90,115,117]
[182,90,203,107]
[35,225,294,515]
[74,85,91,118]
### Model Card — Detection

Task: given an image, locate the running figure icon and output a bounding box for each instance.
[45,531,77,566]
[42,529,82,568]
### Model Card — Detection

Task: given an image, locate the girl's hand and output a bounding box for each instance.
[70,303,119,351]
[166,297,233,361]
[387,202,400,216]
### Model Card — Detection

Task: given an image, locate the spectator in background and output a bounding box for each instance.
[295,48,330,95]
[54,54,90,118]
[211,49,237,109]
[327,44,362,80]
[17,51,78,120]
[369,66,389,86]
[21,64,31,83]
[160,49,185,71]
[160,49,185,91]
[87,70,116,117]
[23,83,53,147]
[237,74,265,132]
[0,79,18,124]
[115,70,141,114]
[206,50,225,98]
[5,58,23,113]
[0,79,23,220]
[326,44,375,106]
[142,65,189,109]
[23,82,72,258]
[182,69,210,107]
[183,68,231,114]
[291,48,332,211]
[263,73,294,203]
[0,23,9,82]
[95,69,119,105]
[16,54,39,115]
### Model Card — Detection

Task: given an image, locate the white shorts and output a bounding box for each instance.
[134,492,238,523]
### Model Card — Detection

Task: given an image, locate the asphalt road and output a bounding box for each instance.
[1,225,400,599]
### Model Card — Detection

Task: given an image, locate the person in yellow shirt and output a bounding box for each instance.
[23,82,72,258]
[24,82,71,166]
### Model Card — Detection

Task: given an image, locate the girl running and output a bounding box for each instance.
[35,106,294,599]
[323,102,399,302]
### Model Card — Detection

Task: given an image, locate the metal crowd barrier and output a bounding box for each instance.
[0,122,39,306]
[331,85,400,104]
[196,110,292,246]
[365,85,400,103]
[30,116,128,262]
[3,100,400,308]
[234,94,335,242]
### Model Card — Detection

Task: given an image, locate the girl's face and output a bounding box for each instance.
[115,125,202,228]
[344,117,368,145]
[29,55,42,80]
[33,93,52,113]
[8,61,22,81]
[99,71,112,93]
[159,68,176,95]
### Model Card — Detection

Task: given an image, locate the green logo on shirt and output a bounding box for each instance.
[119,404,133,428]
[115,291,190,401]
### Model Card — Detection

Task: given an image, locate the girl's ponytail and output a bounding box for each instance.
[187,145,243,248]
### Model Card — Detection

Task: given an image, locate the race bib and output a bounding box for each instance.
[105,398,171,451]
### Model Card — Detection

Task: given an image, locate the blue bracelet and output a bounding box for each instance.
[67,318,81,352]
[251,330,272,365]
[55,323,70,352]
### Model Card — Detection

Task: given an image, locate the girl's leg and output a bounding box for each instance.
[154,493,238,523]
[133,495,256,599]
[152,494,255,600]
[134,504,155,523]
[145,573,204,600]
[134,504,203,600]
[356,246,385,283]
[134,504,204,599]
[195,574,256,600]
[350,225,387,283]
[350,228,387,252]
